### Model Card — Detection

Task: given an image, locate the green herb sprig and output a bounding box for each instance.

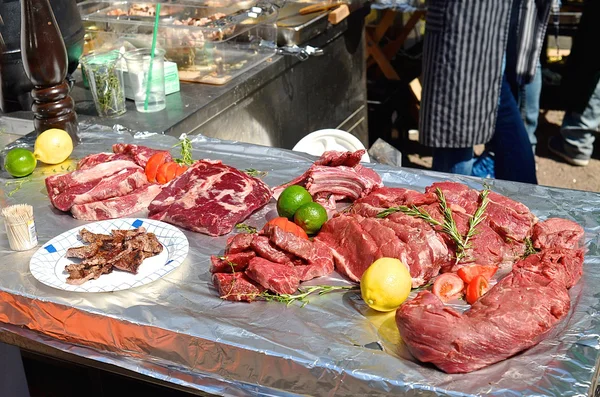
[88,63,125,116]
[173,136,194,166]
[235,223,257,234]
[4,176,32,197]
[523,237,539,258]
[244,168,268,178]
[259,285,358,307]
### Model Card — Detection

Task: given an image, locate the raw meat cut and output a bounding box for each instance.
[225,233,255,254]
[273,150,383,210]
[148,160,272,236]
[71,184,162,221]
[350,187,434,217]
[77,153,133,169]
[532,218,585,250]
[212,272,265,302]
[396,248,584,373]
[210,252,256,273]
[48,167,148,212]
[245,257,300,295]
[112,143,173,168]
[250,236,293,264]
[46,160,140,195]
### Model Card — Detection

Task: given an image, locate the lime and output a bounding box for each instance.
[34,128,73,165]
[277,185,313,219]
[4,148,37,178]
[293,202,328,234]
[360,258,412,312]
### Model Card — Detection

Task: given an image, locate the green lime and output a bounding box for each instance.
[294,202,328,234]
[4,148,37,178]
[277,185,313,219]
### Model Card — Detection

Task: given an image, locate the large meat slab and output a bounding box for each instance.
[148,160,272,236]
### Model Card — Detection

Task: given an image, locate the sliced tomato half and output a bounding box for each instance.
[265,217,309,240]
[465,275,490,305]
[175,164,189,177]
[145,152,169,183]
[432,273,465,302]
[457,265,499,284]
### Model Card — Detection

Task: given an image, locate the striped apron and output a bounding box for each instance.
[419,0,514,148]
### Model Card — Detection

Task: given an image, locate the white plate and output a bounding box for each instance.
[293,129,370,163]
[29,218,189,293]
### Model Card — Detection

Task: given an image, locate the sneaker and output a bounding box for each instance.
[547,136,590,166]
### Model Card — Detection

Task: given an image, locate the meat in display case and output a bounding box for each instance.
[78,1,278,85]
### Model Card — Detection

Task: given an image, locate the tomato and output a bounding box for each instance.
[156,162,178,184]
[457,265,498,284]
[465,275,490,305]
[432,273,465,302]
[145,152,169,183]
[175,164,188,177]
[266,217,309,240]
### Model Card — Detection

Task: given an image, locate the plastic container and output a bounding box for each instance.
[123,48,167,112]
[78,1,278,85]
[293,129,371,163]
[80,50,127,117]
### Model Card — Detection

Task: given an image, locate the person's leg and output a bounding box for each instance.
[432,148,474,176]
[549,79,600,165]
[520,62,542,152]
[489,75,538,183]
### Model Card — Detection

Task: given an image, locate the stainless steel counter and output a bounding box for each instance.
[2,11,368,150]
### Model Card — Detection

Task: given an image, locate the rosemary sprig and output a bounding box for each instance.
[522,237,538,258]
[377,204,442,226]
[456,188,490,263]
[435,188,467,260]
[4,176,32,197]
[173,136,194,166]
[259,285,358,307]
[244,168,268,178]
[235,223,257,234]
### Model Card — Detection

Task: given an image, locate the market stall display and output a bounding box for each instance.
[0,127,599,396]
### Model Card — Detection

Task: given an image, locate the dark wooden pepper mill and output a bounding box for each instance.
[20,0,79,144]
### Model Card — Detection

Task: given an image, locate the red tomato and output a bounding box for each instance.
[175,164,188,177]
[266,217,309,240]
[457,265,498,284]
[432,273,465,302]
[465,275,490,305]
[156,162,178,184]
[145,152,169,183]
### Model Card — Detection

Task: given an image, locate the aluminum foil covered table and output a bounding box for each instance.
[0,126,599,396]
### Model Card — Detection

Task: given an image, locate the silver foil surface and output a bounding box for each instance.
[0,125,599,396]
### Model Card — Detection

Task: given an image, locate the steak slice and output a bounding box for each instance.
[532,218,584,250]
[113,250,154,274]
[210,252,256,273]
[245,257,300,295]
[250,236,293,264]
[212,272,265,302]
[293,241,335,281]
[66,262,114,285]
[66,243,100,259]
[71,184,162,221]
[425,182,479,214]
[148,160,272,236]
[49,167,148,212]
[77,153,133,169]
[396,248,584,374]
[79,228,113,244]
[112,143,172,168]
[225,233,255,254]
[350,187,434,217]
[484,191,535,242]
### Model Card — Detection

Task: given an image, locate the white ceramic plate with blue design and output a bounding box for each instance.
[29,218,189,293]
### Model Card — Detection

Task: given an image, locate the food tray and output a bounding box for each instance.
[78,1,278,85]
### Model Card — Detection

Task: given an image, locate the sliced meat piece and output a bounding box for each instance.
[112,250,152,274]
[212,272,265,302]
[396,248,584,374]
[350,187,434,217]
[148,160,272,236]
[315,150,365,167]
[49,167,148,212]
[71,184,162,221]
[66,262,113,285]
[264,224,313,260]
[112,143,172,168]
[77,153,133,169]
[532,218,584,250]
[124,232,163,254]
[484,191,535,242]
[293,240,335,281]
[425,182,480,215]
[66,243,100,259]
[245,257,300,295]
[250,236,293,264]
[210,252,256,273]
[225,233,255,254]
[79,228,112,244]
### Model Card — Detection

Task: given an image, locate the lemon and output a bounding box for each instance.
[34,128,73,165]
[293,202,328,234]
[4,148,37,178]
[360,258,412,312]
[277,185,313,219]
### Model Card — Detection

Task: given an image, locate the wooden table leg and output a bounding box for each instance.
[366,31,400,80]
[382,11,426,59]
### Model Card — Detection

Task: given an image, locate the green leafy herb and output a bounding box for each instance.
[377,204,442,226]
[4,176,32,197]
[523,237,538,258]
[235,223,257,234]
[173,136,194,166]
[244,168,268,178]
[456,188,490,263]
[87,63,125,117]
[259,285,358,307]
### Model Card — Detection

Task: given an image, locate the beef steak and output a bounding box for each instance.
[148,160,272,236]
[212,272,265,302]
[532,218,584,250]
[245,257,300,295]
[112,143,172,168]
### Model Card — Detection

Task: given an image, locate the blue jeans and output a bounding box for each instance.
[518,62,542,150]
[560,79,600,158]
[431,147,474,175]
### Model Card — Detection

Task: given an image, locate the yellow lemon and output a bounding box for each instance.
[34,128,73,165]
[360,258,412,312]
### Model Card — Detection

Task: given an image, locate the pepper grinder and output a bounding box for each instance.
[20,0,79,144]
